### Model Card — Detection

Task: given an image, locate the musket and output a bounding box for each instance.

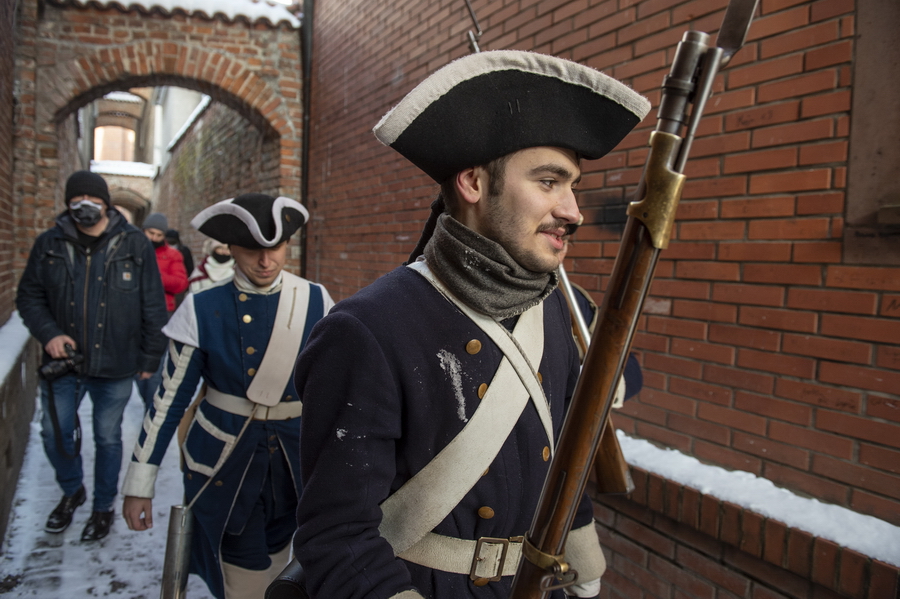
[509,0,758,596]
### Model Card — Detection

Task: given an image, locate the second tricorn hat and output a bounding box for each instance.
[373,50,651,183]
[190,193,309,249]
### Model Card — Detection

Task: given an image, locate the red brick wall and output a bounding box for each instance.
[0,0,16,325]
[11,0,303,284]
[154,101,294,269]
[308,0,899,594]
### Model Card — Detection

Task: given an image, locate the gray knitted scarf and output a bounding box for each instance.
[423,214,558,320]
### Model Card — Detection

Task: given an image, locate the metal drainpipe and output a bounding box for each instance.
[299,0,315,278]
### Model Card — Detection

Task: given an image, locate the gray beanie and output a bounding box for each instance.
[143,213,168,232]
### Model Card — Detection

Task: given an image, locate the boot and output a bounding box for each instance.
[45,485,86,533]
[80,510,114,541]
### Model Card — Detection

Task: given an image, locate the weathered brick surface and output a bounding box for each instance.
[12,0,303,282]
[591,471,900,599]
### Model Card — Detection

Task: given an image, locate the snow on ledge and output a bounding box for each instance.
[618,432,900,567]
[0,313,34,388]
[166,95,212,152]
[91,160,158,178]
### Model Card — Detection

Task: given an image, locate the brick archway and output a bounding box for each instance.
[13,0,302,273]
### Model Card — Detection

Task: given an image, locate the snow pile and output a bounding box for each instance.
[619,432,900,567]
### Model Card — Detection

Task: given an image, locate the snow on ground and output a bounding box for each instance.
[619,432,900,567]
[0,387,215,598]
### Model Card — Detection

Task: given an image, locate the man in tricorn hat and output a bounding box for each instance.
[293,51,650,598]
[122,193,334,599]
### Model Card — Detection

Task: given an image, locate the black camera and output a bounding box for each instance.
[39,343,84,381]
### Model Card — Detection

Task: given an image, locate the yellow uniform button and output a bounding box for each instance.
[466,339,482,354]
[243,315,252,323]
[239,293,248,302]
[537,372,543,383]
[473,578,489,587]
[286,395,292,400]
[477,506,495,519]
[214,480,223,486]
[542,446,550,461]
[246,347,256,355]
[186,473,192,480]
[482,467,489,477]
[248,368,257,376]
[477,383,488,398]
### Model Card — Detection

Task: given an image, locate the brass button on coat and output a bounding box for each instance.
[239,293,248,302]
[246,347,256,355]
[248,368,257,376]
[214,480,223,486]
[477,506,495,519]
[466,339,482,354]
[537,372,543,383]
[473,578,489,587]
[477,383,488,398]
[542,446,550,461]
[482,467,489,477]
[242,315,252,323]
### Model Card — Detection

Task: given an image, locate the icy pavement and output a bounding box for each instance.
[0,387,215,598]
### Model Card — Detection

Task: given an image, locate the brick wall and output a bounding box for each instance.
[1,0,18,325]
[308,0,899,595]
[154,100,301,271]
[11,0,303,284]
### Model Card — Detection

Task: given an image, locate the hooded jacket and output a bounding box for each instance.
[16,209,169,377]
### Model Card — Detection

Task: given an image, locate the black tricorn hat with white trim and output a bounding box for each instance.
[373,50,652,183]
[190,193,309,249]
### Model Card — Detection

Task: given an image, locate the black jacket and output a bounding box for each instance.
[16,209,169,378]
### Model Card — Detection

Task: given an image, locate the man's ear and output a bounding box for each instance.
[455,166,487,206]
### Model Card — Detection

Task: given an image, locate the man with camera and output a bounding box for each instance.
[16,170,168,542]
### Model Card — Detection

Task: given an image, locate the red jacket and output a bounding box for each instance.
[155,244,188,312]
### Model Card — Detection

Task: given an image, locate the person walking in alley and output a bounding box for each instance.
[135,212,189,409]
[122,193,334,599]
[16,170,169,542]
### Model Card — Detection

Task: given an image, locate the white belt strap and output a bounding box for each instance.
[246,272,310,407]
[206,386,303,420]
[400,532,524,580]
[380,261,550,556]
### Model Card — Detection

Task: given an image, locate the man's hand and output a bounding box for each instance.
[123,496,154,531]
[137,371,154,380]
[45,335,77,359]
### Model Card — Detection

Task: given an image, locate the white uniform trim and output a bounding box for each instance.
[163,292,199,347]
[123,340,195,498]
[246,272,310,407]
[373,50,651,146]
[182,405,239,478]
[189,196,309,248]
[379,262,548,557]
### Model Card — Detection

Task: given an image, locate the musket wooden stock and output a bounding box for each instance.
[510,218,660,599]
[558,269,634,497]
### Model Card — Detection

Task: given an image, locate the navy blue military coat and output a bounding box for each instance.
[125,277,331,599]
[293,266,596,599]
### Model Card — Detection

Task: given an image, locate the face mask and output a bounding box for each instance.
[69,200,104,228]
[151,240,165,249]
[211,252,232,264]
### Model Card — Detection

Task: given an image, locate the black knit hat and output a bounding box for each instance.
[190,193,309,250]
[65,170,111,207]
[374,50,651,183]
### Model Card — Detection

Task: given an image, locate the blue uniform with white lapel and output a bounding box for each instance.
[125,277,331,599]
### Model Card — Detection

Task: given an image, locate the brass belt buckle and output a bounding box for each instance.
[470,537,510,581]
